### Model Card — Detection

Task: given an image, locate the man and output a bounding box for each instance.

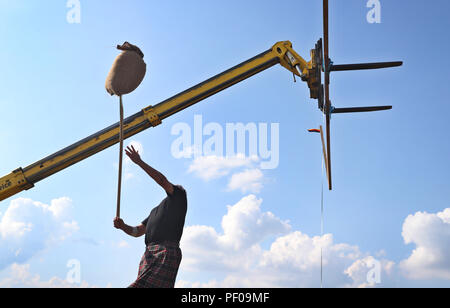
[114,145,187,288]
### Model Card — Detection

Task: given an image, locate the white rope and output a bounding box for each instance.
[320,113,326,288]
[320,152,324,288]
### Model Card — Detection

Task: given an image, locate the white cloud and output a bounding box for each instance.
[179,226,371,288]
[178,198,450,288]
[179,195,386,287]
[113,240,130,249]
[227,169,264,193]
[220,195,290,249]
[0,263,94,288]
[188,154,259,181]
[113,140,144,181]
[47,197,73,221]
[256,232,369,288]
[400,208,450,280]
[180,195,290,273]
[0,197,79,271]
[124,140,144,165]
[344,256,395,288]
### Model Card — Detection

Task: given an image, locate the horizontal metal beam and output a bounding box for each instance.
[330,61,403,72]
[332,106,392,114]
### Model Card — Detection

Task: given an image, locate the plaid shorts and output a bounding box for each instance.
[128,241,182,288]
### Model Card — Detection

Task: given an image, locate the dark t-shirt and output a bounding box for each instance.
[142,185,187,246]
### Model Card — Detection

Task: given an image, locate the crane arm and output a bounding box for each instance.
[0,41,317,202]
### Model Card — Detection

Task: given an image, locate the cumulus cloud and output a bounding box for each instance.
[124,140,144,165]
[188,154,259,181]
[400,208,450,280]
[180,195,290,273]
[227,169,264,193]
[0,263,94,288]
[179,227,374,288]
[113,140,144,181]
[179,194,379,288]
[0,197,78,271]
[344,256,395,288]
[113,240,130,249]
[220,195,290,249]
[178,197,450,287]
[256,232,361,287]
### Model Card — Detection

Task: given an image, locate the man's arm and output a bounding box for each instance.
[113,217,146,238]
[125,145,174,195]
[136,160,174,195]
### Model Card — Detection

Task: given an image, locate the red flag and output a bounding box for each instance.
[308,128,321,133]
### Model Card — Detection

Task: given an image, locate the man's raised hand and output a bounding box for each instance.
[125,145,142,164]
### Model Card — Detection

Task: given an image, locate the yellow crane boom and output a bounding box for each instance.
[0,41,320,202]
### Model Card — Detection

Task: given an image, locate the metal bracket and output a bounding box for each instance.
[142,106,162,127]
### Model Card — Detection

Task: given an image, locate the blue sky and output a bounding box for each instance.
[0,0,449,288]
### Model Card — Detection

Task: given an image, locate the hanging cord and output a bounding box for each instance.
[320,152,325,288]
[320,113,326,288]
[116,95,124,218]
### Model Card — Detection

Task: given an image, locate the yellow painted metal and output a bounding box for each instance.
[143,106,162,127]
[152,41,311,120]
[276,41,310,76]
[0,41,318,202]
[0,168,34,202]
